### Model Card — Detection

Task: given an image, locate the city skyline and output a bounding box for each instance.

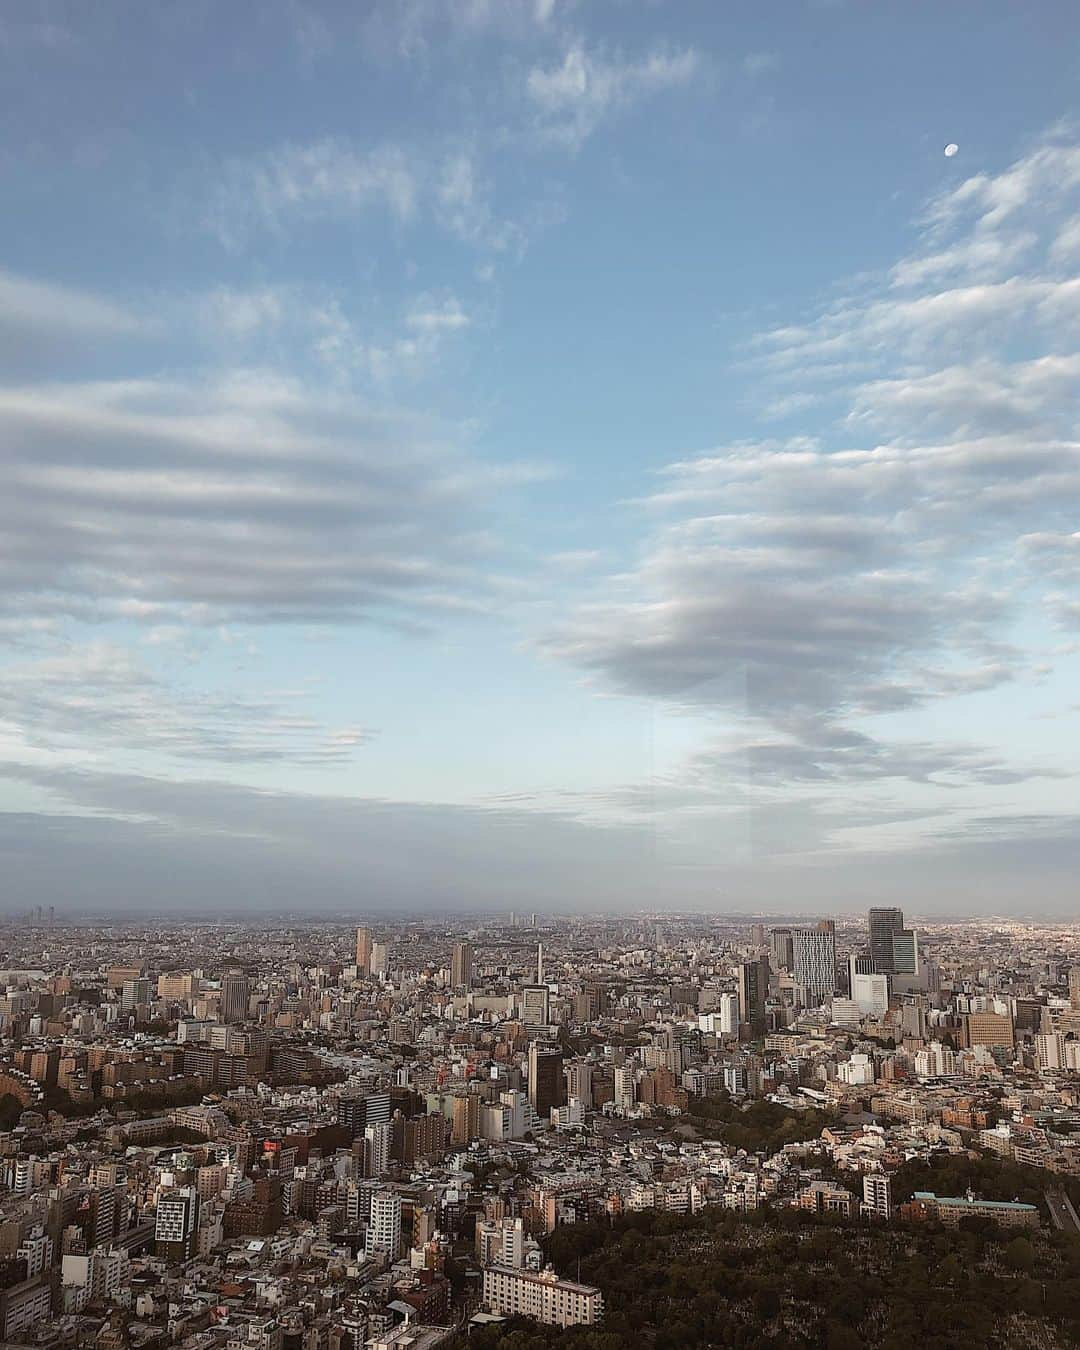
[2,4,1080,913]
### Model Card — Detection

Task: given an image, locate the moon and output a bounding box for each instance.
[944,143,959,158]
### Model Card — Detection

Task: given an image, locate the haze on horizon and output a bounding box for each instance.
[1,2,1079,916]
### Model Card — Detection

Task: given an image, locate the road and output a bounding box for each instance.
[1045,1189,1080,1235]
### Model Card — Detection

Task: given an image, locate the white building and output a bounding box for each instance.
[483,1265,603,1329]
[862,1172,892,1219]
[837,1053,875,1086]
[851,969,890,1018]
[476,1217,525,1269]
[365,1191,402,1260]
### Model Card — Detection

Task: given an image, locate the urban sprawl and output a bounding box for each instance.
[0,910,1076,1347]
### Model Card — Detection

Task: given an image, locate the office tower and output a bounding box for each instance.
[528,1043,565,1118]
[850,955,889,1018]
[451,941,473,990]
[792,922,837,1007]
[892,928,919,976]
[863,1173,892,1220]
[155,1186,199,1262]
[769,927,794,972]
[120,978,151,1013]
[370,941,389,977]
[220,970,250,1023]
[574,982,608,1023]
[564,1061,593,1108]
[521,985,550,1027]
[962,1011,1014,1050]
[536,943,544,984]
[738,955,770,1039]
[355,926,373,975]
[365,1191,402,1259]
[751,922,765,948]
[1070,967,1080,1012]
[338,1091,392,1138]
[868,908,904,975]
[719,992,739,1037]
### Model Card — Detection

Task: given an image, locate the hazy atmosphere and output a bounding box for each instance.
[2,2,1079,913]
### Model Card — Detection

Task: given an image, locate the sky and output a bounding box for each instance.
[1,1,1079,917]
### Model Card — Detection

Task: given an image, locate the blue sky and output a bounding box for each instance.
[1,1,1079,915]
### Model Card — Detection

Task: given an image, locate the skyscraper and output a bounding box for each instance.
[528,1043,565,1119]
[355,926,373,975]
[220,970,250,1024]
[451,941,473,990]
[738,955,770,1039]
[891,928,919,976]
[868,908,904,975]
[792,922,837,1007]
[1069,966,1080,1012]
[769,927,794,971]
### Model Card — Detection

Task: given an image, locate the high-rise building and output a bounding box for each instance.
[1069,966,1080,1012]
[155,1186,199,1262]
[528,1043,565,1119]
[355,926,373,975]
[719,991,739,1037]
[738,955,770,1039]
[750,923,765,948]
[451,941,473,990]
[564,1061,593,1108]
[863,1172,892,1220]
[365,1191,402,1260]
[850,964,889,1018]
[613,1065,636,1112]
[220,970,250,1024]
[338,1091,392,1138]
[769,928,794,971]
[792,923,837,1007]
[370,941,389,977]
[120,978,151,1013]
[361,1123,392,1178]
[521,985,550,1027]
[891,928,919,977]
[868,908,905,975]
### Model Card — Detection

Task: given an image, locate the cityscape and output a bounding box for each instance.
[2,1,1079,1347]
[0,912,1075,1346]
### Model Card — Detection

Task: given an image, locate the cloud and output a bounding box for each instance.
[0,362,511,628]
[0,641,368,766]
[202,138,527,256]
[0,270,149,375]
[525,40,700,149]
[406,295,472,332]
[204,139,420,249]
[0,762,664,914]
[540,132,1080,794]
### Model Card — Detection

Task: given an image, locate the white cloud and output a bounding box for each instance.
[204,139,420,249]
[0,641,369,767]
[542,133,1080,802]
[525,40,700,149]
[0,361,512,628]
